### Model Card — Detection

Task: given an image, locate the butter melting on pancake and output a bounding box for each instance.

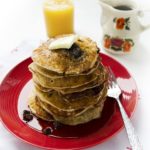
[32,36,99,74]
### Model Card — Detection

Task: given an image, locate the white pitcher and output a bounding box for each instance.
[99,0,150,54]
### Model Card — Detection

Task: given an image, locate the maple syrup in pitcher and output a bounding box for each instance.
[114,5,133,11]
[99,0,150,54]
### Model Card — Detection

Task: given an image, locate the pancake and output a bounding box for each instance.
[31,71,97,89]
[32,65,108,94]
[34,82,108,113]
[60,83,107,101]
[31,68,99,89]
[37,83,107,117]
[29,59,99,79]
[39,98,106,126]
[28,94,53,121]
[32,36,99,75]
[37,98,90,117]
[30,64,104,89]
[57,67,108,94]
[33,76,101,94]
[28,94,106,125]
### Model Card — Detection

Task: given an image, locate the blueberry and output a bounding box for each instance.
[23,110,30,115]
[69,44,83,59]
[23,113,33,122]
[43,127,52,135]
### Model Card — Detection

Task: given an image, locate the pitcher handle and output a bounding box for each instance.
[138,9,150,31]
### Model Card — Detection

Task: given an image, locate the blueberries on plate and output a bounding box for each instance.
[23,110,33,122]
[43,127,52,135]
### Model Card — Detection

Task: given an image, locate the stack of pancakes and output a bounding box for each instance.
[28,35,108,125]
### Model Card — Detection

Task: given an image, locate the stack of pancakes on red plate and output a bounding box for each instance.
[28,35,108,125]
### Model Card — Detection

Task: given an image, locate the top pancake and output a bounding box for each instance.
[32,35,99,75]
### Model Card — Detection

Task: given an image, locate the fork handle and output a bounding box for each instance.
[117,98,142,150]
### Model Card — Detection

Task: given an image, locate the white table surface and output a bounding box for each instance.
[0,0,150,149]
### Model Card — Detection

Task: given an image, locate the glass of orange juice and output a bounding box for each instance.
[43,0,74,37]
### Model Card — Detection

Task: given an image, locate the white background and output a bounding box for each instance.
[0,0,150,149]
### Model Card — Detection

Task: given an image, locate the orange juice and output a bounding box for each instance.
[43,0,74,37]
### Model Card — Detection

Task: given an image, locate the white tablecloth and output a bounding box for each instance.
[0,0,150,149]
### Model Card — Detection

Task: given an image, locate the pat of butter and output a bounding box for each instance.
[49,35,78,50]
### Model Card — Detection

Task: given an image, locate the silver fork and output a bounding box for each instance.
[107,66,142,150]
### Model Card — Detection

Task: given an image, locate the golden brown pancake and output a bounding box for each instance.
[30,64,105,89]
[34,82,107,113]
[38,97,106,125]
[32,36,99,74]
[28,94,53,121]
[33,76,101,94]
[29,60,99,79]
[28,94,106,125]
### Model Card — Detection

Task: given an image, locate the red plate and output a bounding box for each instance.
[0,53,138,150]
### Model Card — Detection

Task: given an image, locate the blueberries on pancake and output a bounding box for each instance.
[69,43,83,59]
